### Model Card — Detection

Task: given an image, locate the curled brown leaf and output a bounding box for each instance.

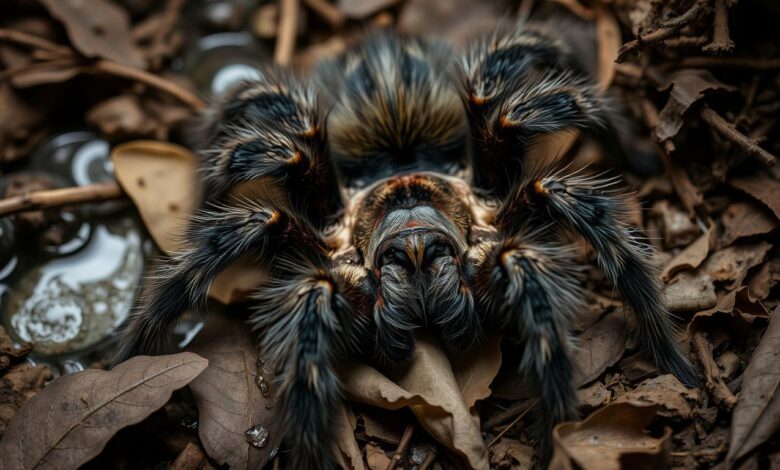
[187,314,281,470]
[0,353,208,470]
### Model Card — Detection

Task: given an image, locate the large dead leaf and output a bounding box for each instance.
[726,306,780,465]
[730,176,780,221]
[335,405,366,470]
[340,332,501,469]
[111,140,198,254]
[39,0,146,68]
[720,202,778,247]
[187,314,281,470]
[0,353,208,470]
[550,401,671,470]
[573,309,631,386]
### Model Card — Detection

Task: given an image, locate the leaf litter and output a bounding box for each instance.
[0,0,779,468]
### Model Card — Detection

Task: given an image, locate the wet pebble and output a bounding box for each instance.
[244,424,269,449]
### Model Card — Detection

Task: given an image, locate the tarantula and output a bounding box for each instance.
[119,20,698,469]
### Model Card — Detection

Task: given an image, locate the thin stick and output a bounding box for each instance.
[89,60,205,109]
[303,0,346,29]
[699,105,777,166]
[0,181,124,217]
[676,56,780,70]
[617,0,710,62]
[487,399,538,448]
[703,0,734,53]
[0,28,72,54]
[385,424,414,470]
[275,0,300,66]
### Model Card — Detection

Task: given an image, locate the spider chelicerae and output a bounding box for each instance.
[119,20,698,469]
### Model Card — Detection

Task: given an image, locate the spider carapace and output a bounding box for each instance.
[119,21,698,469]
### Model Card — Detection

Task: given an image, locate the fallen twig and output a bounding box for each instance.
[0,181,124,217]
[676,56,780,70]
[703,0,734,53]
[699,105,777,166]
[275,0,300,66]
[0,28,72,55]
[617,0,711,62]
[692,332,738,410]
[303,0,346,29]
[88,60,205,109]
[488,399,538,448]
[385,424,414,470]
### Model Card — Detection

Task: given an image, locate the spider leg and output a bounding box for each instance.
[498,169,699,387]
[199,70,342,226]
[468,234,581,457]
[250,258,373,469]
[117,199,322,359]
[458,23,621,196]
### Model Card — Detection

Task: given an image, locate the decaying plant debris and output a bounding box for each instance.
[0,0,779,468]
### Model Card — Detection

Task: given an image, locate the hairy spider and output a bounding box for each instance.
[119,21,698,469]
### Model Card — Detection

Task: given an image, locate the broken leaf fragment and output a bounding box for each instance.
[340,332,501,470]
[550,401,671,470]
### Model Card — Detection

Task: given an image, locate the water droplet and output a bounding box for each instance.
[244,424,269,448]
[180,416,198,430]
[255,374,270,397]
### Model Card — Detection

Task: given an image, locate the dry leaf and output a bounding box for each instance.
[730,176,780,221]
[490,438,533,470]
[335,404,367,470]
[0,363,53,439]
[112,141,265,304]
[187,314,281,470]
[341,332,501,469]
[701,242,772,289]
[660,225,714,282]
[664,271,717,312]
[688,287,769,347]
[111,140,197,254]
[574,309,631,386]
[39,0,146,68]
[0,353,208,470]
[720,202,778,247]
[726,306,780,465]
[170,442,216,470]
[618,375,699,419]
[550,401,671,470]
[655,69,737,143]
[578,382,610,409]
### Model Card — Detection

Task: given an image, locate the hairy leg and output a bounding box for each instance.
[116,200,321,359]
[468,233,582,457]
[459,23,618,196]
[198,69,342,226]
[498,168,698,387]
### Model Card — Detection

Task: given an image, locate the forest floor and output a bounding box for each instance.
[1,0,779,469]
